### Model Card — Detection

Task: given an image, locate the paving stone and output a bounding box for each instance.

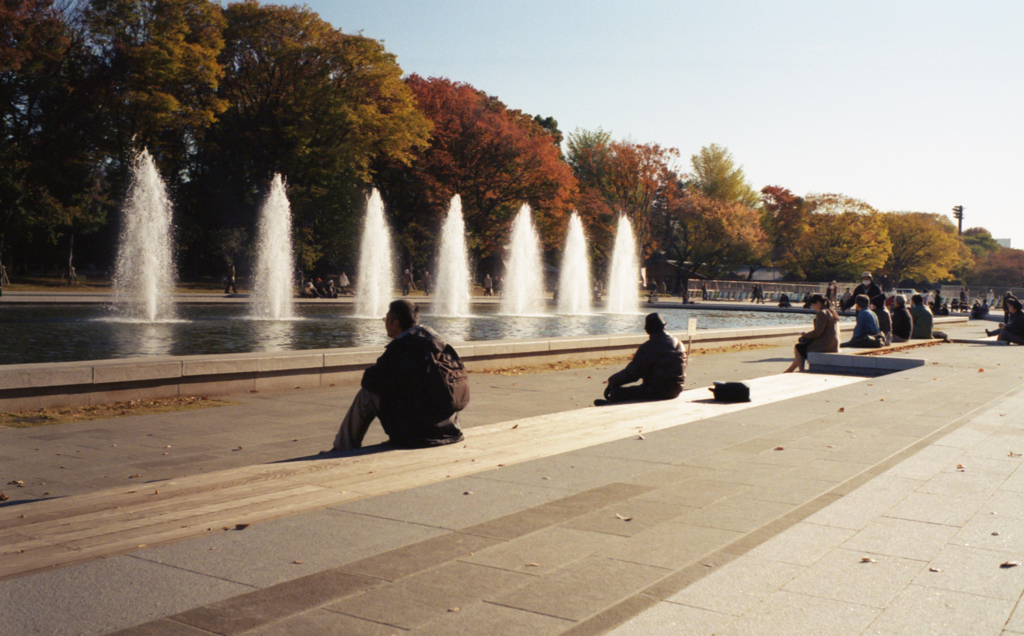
[884,491,982,527]
[340,531,500,582]
[715,590,879,636]
[546,482,654,510]
[950,513,1024,554]
[331,475,572,530]
[619,463,716,488]
[0,556,252,636]
[132,509,446,587]
[563,499,691,537]
[842,517,959,561]
[678,496,794,533]
[881,444,966,481]
[473,454,660,492]
[745,521,855,567]
[461,526,625,575]
[328,561,532,629]
[841,474,924,505]
[782,458,874,483]
[636,478,749,508]
[699,460,795,486]
[105,619,221,636]
[599,522,744,569]
[460,502,583,540]
[743,475,837,505]
[981,489,1024,520]
[233,609,402,636]
[604,601,734,636]
[172,568,381,635]
[488,555,669,621]
[916,544,1024,600]
[665,555,803,616]
[863,584,1012,636]
[782,547,926,608]
[413,600,573,636]
[917,471,1004,500]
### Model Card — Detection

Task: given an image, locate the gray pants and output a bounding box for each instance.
[334,388,382,450]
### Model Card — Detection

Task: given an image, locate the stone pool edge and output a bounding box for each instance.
[0,317,968,413]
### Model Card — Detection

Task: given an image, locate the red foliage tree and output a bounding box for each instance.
[375,75,577,271]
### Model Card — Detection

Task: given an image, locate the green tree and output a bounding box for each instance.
[688,143,759,209]
[185,0,430,275]
[882,212,970,284]
[962,227,1002,258]
[84,0,227,178]
[798,194,891,281]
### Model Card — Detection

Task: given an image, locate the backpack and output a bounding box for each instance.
[427,344,470,413]
[710,381,750,403]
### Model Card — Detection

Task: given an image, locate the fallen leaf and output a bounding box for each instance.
[827,445,836,449]
[511,424,519,429]
[448,607,461,613]
[956,464,966,472]
[233,446,243,451]
[154,489,159,495]
[1001,561,1020,568]
[292,560,305,564]
[0,493,8,501]
[992,532,1000,536]
[637,435,646,440]
[979,369,985,373]
[838,407,846,413]
[1009,452,1022,458]
[860,557,877,563]
[128,474,141,479]
[929,567,942,572]
[541,476,549,480]
[774,446,785,451]
[525,562,541,567]
[234,524,250,531]
[463,491,473,495]
[615,513,633,522]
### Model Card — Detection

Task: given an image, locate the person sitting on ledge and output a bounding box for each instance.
[785,294,838,373]
[909,293,949,342]
[987,297,1024,344]
[841,294,882,348]
[871,295,892,346]
[323,300,466,452]
[595,313,685,406]
[891,295,913,343]
[777,293,791,308]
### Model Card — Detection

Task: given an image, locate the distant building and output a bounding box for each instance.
[995,238,1012,248]
[732,266,789,282]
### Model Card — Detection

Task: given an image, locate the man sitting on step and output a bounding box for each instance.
[322,300,467,453]
[595,313,686,406]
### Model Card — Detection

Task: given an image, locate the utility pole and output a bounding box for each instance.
[952,205,964,235]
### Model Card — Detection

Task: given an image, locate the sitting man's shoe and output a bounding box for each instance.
[593,398,609,407]
[985,329,994,337]
[318,449,339,456]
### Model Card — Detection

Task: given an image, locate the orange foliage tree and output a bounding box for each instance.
[375,75,576,272]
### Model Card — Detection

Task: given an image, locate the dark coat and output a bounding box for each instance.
[875,307,892,341]
[609,332,686,399]
[846,282,883,309]
[892,307,913,340]
[1005,311,1024,338]
[361,325,464,448]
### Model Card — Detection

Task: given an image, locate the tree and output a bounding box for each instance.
[962,227,1002,259]
[688,143,759,209]
[759,185,807,276]
[882,212,969,284]
[84,0,227,178]
[798,194,891,281]
[375,75,576,271]
[184,0,431,275]
[660,183,766,279]
[973,248,1024,288]
[566,128,677,264]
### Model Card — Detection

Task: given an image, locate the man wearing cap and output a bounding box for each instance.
[844,272,882,311]
[987,297,1024,345]
[595,313,686,406]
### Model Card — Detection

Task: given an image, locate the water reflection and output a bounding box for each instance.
[0,303,837,366]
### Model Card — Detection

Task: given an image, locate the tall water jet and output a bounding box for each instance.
[557,212,591,315]
[355,189,394,318]
[501,204,546,316]
[250,174,295,320]
[606,214,640,314]
[434,194,472,316]
[112,149,177,322]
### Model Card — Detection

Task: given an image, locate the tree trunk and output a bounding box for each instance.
[66,229,77,285]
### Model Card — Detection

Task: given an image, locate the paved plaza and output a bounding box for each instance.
[3,321,1024,636]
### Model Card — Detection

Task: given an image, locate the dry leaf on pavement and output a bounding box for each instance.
[1001,561,1020,568]
[774,447,784,451]
[860,557,877,563]
[0,493,8,501]
[615,513,633,522]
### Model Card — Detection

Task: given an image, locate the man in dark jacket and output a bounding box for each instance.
[595,313,686,406]
[891,295,914,342]
[844,272,882,311]
[326,300,465,452]
[987,297,1024,344]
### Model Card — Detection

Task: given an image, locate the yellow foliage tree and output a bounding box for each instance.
[798,194,891,281]
[882,212,972,284]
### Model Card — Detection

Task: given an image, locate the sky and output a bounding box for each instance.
[306,0,1023,246]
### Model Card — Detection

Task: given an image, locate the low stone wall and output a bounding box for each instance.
[0,316,969,413]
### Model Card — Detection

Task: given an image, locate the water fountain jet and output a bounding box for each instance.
[250,174,295,320]
[501,205,546,316]
[355,189,395,318]
[434,195,472,317]
[557,212,591,315]
[606,214,640,314]
[112,149,177,322]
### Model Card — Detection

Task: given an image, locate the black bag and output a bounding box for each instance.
[710,381,750,403]
[428,344,471,412]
